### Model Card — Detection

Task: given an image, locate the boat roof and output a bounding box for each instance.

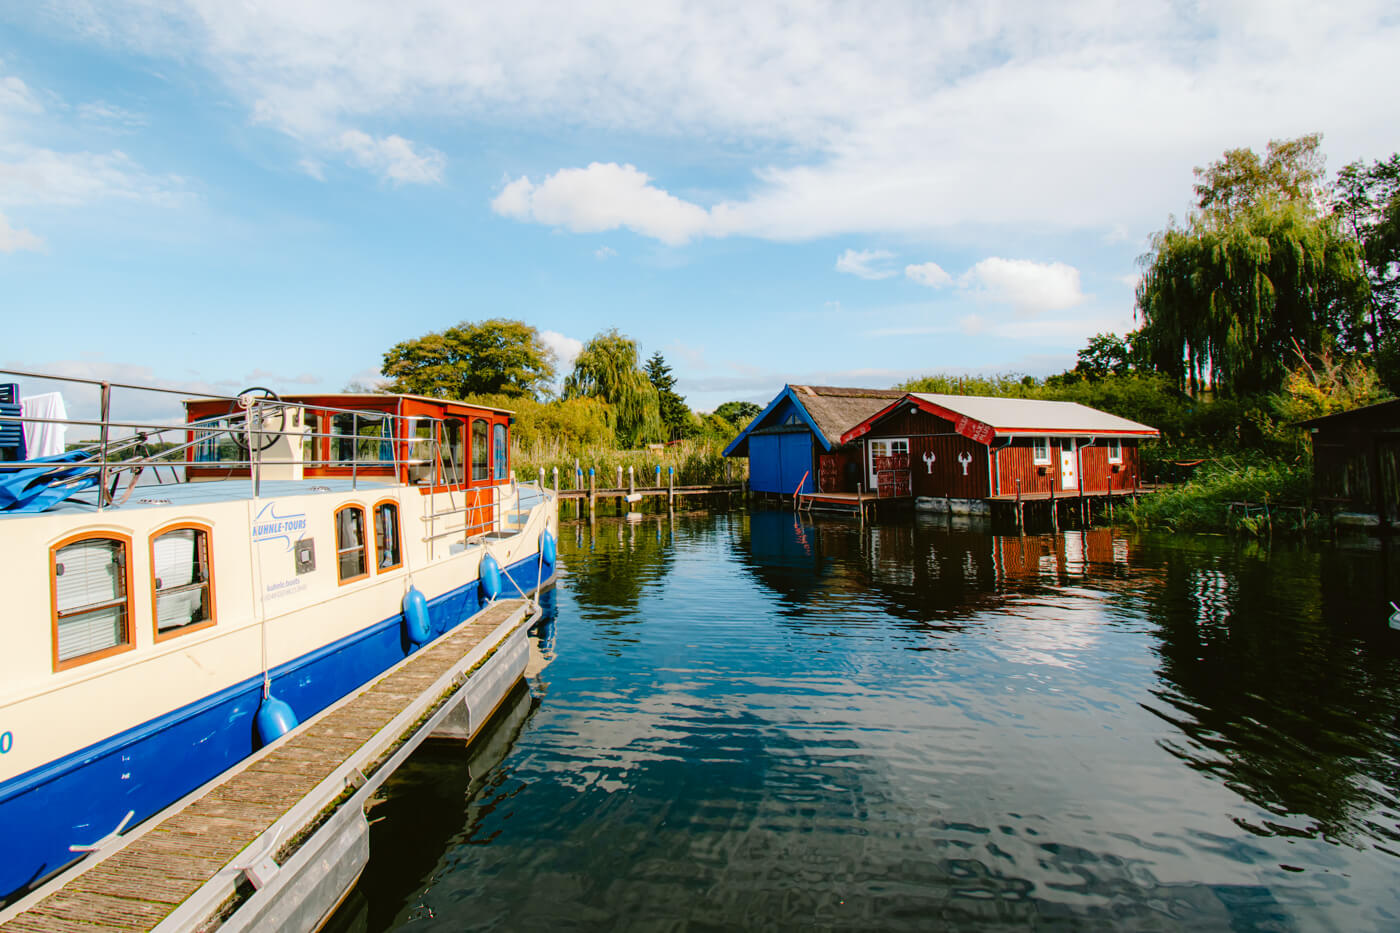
[842,392,1160,443]
[0,477,392,519]
[184,392,515,416]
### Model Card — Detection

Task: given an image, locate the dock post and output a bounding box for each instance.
[1050,480,1059,533]
[552,466,558,501]
[1015,478,1023,535]
[668,466,675,510]
[628,465,635,499]
[574,458,580,489]
[655,464,661,488]
[589,467,596,517]
[617,465,623,491]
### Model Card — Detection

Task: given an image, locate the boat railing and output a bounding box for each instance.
[0,370,550,541]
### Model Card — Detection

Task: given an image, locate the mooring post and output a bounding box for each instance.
[616,465,623,490]
[1015,478,1023,535]
[552,465,558,499]
[628,465,635,499]
[574,458,581,489]
[589,467,596,516]
[655,464,661,488]
[1050,479,1058,533]
[668,466,675,510]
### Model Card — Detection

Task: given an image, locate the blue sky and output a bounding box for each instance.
[3,1,1399,412]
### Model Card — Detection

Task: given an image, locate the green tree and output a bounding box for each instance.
[1136,135,1369,396]
[714,400,761,427]
[381,319,555,399]
[644,351,696,439]
[1334,154,1400,354]
[1071,333,1133,379]
[564,329,663,447]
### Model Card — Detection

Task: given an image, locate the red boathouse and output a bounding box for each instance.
[839,393,1159,502]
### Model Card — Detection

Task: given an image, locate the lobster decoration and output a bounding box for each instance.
[957,451,972,475]
[922,451,936,474]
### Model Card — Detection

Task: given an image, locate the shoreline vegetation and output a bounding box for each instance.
[367,136,1397,539]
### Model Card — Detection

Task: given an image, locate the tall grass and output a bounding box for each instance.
[512,436,746,489]
[1123,456,1314,534]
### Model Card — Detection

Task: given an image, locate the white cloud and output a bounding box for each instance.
[594,245,616,260]
[0,74,42,115]
[539,330,583,370]
[0,211,43,252]
[0,145,185,206]
[905,261,952,288]
[20,2,1400,240]
[297,157,325,181]
[835,248,897,280]
[959,257,1085,314]
[76,101,147,127]
[335,130,444,185]
[492,163,709,245]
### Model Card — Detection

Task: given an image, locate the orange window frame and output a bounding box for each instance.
[373,499,403,573]
[50,530,137,672]
[335,503,370,585]
[149,522,217,643]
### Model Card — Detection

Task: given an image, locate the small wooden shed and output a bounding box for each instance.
[1300,399,1400,528]
[723,385,904,495]
[839,393,1159,500]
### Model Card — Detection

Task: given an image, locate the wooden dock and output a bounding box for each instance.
[556,482,744,514]
[0,598,536,933]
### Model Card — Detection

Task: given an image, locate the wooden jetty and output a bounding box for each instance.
[0,598,539,933]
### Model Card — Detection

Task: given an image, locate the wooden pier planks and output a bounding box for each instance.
[0,598,529,933]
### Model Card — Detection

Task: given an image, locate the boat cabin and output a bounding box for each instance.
[183,392,513,492]
[839,393,1159,500]
[722,385,904,495]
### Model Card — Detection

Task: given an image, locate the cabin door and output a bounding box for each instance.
[1060,439,1078,490]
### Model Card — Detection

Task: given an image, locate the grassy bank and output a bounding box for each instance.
[1122,456,1316,534]
[512,437,746,490]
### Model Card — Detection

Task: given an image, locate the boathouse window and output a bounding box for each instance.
[335,505,368,583]
[472,418,489,481]
[1032,437,1051,464]
[493,423,507,480]
[51,534,134,669]
[151,526,214,639]
[1106,439,1123,463]
[374,502,401,571]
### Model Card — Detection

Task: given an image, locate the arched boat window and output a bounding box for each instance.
[444,418,466,484]
[471,418,489,481]
[493,423,507,480]
[374,501,402,572]
[51,533,134,670]
[336,505,368,583]
[151,525,215,640]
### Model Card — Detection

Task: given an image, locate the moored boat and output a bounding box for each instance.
[0,372,558,905]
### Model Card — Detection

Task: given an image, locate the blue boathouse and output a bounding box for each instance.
[723,385,903,496]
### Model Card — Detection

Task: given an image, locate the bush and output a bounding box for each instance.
[1122,457,1314,533]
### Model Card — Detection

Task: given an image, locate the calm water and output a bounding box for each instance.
[328,512,1400,931]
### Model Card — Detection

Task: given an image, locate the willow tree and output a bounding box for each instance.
[563,329,663,447]
[1137,136,1369,396]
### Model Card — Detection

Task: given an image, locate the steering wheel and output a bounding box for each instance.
[233,386,286,452]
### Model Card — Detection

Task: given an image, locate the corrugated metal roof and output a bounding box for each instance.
[908,393,1159,436]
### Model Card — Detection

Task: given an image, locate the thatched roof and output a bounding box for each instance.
[788,385,905,446]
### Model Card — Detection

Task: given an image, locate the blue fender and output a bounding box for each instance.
[540,529,556,570]
[480,554,502,602]
[402,586,431,645]
[255,695,299,746]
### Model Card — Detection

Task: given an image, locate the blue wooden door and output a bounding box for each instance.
[749,434,782,493]
[777,432,813,494]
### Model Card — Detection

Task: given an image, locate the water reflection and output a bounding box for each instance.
[336,513,1400,931]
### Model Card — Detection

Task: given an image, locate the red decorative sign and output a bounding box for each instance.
[954,415,995,445]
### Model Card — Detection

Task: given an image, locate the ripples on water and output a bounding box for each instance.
[328,512,1400,931]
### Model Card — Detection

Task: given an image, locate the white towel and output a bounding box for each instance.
[21,392,67,458]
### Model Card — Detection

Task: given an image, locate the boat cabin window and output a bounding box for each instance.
[1032,437,1051,464]
[472,418,489,481]
[302,412,322,467]
[374,502,401,571]
[406,419,435,484]
[444,418,466,483]
[1106,439,1123,463]
[52,534,134,669]
[493,423,507,480]
[152,526,214,640]
[192,418,242,463]
[336,505,369,583]
[331,413,394,465]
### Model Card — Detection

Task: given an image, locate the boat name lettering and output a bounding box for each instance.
[264,579,307,601]
[0,731,12,754]
[251,502,309,552]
